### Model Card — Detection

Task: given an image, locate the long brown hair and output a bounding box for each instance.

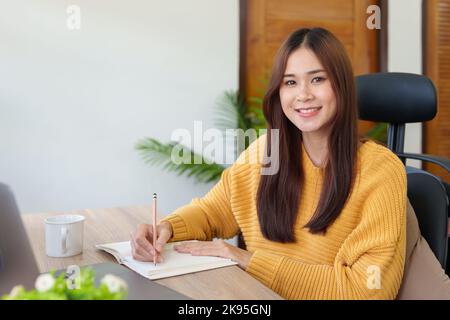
[256,27,359,242]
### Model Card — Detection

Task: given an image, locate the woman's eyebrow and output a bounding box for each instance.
[283,69,326,77]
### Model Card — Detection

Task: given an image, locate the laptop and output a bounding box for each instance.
[0,183,190,300]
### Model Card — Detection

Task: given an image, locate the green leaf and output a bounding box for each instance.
[135,138,226,184]
[365,122,388,144]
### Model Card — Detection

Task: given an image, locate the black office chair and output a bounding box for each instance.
[356,72,450,272]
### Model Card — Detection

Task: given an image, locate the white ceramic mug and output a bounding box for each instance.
[45,215,85,258]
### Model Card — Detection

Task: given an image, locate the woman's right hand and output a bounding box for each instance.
[130,221,173,262]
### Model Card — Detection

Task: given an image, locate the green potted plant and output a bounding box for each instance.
[135,90,266,184]
[2,267,128,300]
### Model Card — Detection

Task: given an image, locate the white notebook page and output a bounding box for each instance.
[96,240,238,280]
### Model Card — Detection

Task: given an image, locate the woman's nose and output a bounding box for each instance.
[295,84,312,102]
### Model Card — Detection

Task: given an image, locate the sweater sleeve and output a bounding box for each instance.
[245,153,407,300]
[160,165,239,242]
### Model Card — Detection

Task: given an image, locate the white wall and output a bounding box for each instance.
[388,0,423,168]
[0,0,239,215]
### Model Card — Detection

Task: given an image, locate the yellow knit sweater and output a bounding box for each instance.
[161,134,407,300]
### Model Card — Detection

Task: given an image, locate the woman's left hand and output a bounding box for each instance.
[174,239,253,270]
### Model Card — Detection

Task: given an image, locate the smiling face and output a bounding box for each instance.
[279,47,337,138]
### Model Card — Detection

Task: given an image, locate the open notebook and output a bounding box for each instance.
[96,240,238,280]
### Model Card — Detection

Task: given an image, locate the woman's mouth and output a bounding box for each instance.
[294,106,322,118]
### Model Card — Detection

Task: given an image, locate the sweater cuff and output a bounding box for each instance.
[245,250,283,289]
[160,214,190,242]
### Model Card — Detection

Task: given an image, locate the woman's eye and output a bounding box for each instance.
[285,80,296,86]
[311,77,325,84]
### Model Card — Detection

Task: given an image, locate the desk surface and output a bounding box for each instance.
[21,206,282,300]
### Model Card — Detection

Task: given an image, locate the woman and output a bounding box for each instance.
[131,27,407,299]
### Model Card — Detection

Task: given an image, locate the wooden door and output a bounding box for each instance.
[423,0,450,183]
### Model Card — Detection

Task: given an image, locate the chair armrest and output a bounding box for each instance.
[396,152,450,174]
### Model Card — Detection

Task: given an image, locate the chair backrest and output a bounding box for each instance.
[406,167,449,268]
[356,72,437,124]
[355,72,450,271]
[356,72,436,154]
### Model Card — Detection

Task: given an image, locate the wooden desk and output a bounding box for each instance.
[21,206,282,300]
